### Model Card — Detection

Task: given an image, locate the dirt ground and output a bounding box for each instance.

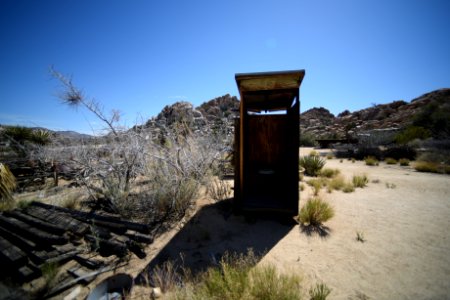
[122,148,450,299]
[38,147,449,299]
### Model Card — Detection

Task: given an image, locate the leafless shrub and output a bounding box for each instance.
[50,68,225,226]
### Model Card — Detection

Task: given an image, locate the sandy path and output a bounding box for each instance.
[261,156,450,299]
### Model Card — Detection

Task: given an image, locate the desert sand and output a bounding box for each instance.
[72,148,450,299]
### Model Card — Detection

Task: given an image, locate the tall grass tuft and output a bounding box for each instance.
[298,197,335,226]
[352,174,368,188]
[309,283,332,300]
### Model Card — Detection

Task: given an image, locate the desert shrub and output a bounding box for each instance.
[192,251,302,300]
[298,197,335,226]
[327,175,345,192]
[399,158,410,166]
[384,145,417,160]
[414,161,450,174]
[356,231,366,243]
[384,157,397,165]
[353,146,382,160]
[300,183,305,191]
[309,282,332,300]
[207,177,232,202]
[300,155,326,176]
[319,168,340,178]
[307,178,327,196]
[0,163,16,209]
[352,174,368,188]
[342,183,355,193]
[394,126,431,144]
[309,150,320,157]
[364,156,378,166]
[148,261,183,293]
[300,132,318,147]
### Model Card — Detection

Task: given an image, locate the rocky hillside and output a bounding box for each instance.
[300,88,450,140]
[143,94,239,136]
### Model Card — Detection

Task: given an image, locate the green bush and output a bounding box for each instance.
[364,156,378,166]
[300,132,318,147]
[384,157,397,165]
[298,197,335,226]
[352,174,368,188]
[399,158,410,166]
[394,125,431,144]
[300,155,326,176]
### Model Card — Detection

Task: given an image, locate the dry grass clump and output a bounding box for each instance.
[399,158,410,166]
[326,175,346,192]
[307,178,327,196]
[319,168,340,178]
[384,157,397,165]
[414,161,450,174]
[207,177,232,202]
[170,250,303,300]
[352,174,369,188]
[298,197,335,226]
[342,183,355,193]
[0,163,16,210]
[364,156,379,166]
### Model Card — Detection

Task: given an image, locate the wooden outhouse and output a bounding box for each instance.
[234,70,305,216]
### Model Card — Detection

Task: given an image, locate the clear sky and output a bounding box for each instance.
[1,0,449,134]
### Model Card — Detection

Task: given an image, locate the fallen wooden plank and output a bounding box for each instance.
[85,235,128,257]
[0,236,28,267]
[4,210,67,235]
[0,214,68,245]
[24,206,89,236]
[74,255,104,270]
[31,201,151,233]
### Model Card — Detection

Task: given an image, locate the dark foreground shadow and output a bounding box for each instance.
[135,199,295,285]
[300,224,331,238]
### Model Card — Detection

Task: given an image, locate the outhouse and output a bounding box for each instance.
[234,70,305,216]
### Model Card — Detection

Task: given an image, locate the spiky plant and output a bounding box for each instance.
[300,155,326,176]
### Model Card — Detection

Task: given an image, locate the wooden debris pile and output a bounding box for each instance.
[0,201,153,284]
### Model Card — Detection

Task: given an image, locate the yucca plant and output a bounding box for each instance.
[298,197,335,226]
[0,163,16,205]
[300,155,326,176]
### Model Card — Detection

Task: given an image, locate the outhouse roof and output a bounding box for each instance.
[235,70,305,112]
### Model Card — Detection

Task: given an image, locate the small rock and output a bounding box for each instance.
[151,287,162,299]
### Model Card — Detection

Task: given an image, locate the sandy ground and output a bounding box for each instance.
[58,148,450,299]
[262,148,450,299]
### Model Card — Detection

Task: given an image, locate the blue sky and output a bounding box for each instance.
[1,0,449,134]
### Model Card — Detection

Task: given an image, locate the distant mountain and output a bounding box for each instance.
[300,88,450,140]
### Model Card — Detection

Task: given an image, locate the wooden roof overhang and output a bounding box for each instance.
[235,70,305,112]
